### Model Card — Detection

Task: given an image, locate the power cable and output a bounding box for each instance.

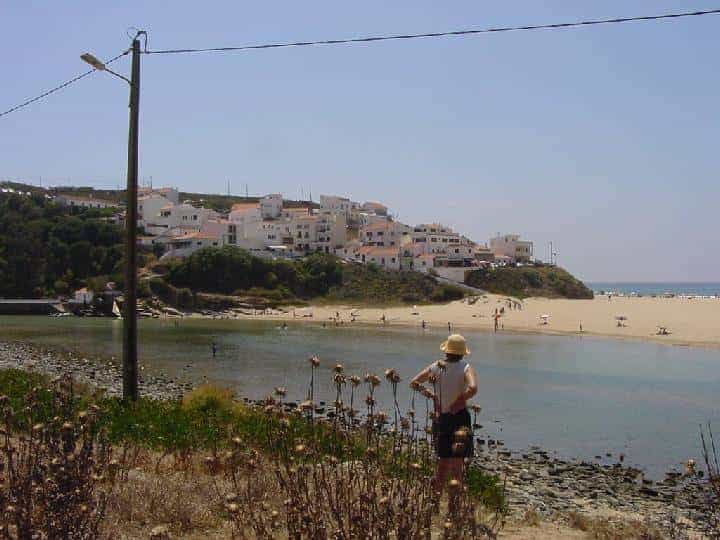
[0,50,129,119]
[143,8,720,55]
[2,8,719,118]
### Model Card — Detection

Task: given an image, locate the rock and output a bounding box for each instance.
[150,524,172,539]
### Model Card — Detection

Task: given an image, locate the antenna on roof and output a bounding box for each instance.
[309,186,312,202]
[245,184,249,198]
[227,178,231,196]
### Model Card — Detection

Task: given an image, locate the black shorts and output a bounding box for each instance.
[434,408,474,459]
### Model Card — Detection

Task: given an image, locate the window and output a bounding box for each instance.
[193,215,198,221]
[391,258,396,263]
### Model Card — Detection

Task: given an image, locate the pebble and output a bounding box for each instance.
[0,341,183,400]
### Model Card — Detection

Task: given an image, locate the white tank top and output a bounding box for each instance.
[430,359,470,414]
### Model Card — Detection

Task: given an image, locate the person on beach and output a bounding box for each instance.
[410,334,478,492]
[211,341,217,358]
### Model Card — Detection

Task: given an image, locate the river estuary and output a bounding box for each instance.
[2,315,718,478]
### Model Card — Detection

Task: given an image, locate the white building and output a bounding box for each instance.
[145,203,217,236]
[162,220,238,259]
[411,223,464,255]
[361,201,388,217]
[138,186,179,205]
[260,194,283,219]
[320,195,359,219]
[355,246,401,270]
[359,220,412,247]
[489,234,534,263]
[138,187,181,232]
[55,195,115,209]
[292,213,347,254]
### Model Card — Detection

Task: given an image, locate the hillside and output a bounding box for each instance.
[326,262,464,305]
[0,190,124,298]
[466,265,593,299]
[155,247,464,308]
[39,184,316,213]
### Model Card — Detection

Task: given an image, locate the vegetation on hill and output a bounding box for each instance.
[466,265,593,299]
[39,182,317,213]
[0,192,124,298]
[158,246,464,307]
[164,247,342,300]
[327,262,465,304]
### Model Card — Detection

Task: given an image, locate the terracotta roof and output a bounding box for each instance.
[362,221,392,231]
[363,201,387,208]
[357,246,399,256]
[231,203,260,212]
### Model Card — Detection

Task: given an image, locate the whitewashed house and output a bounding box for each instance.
[489,234,534,262]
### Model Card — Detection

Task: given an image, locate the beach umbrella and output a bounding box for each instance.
[540,314,550,319]
[615,315,628,321]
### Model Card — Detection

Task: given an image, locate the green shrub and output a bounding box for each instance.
[466,465,506,511]
[182,384,236,416]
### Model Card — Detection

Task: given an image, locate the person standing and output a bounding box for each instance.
[211,341,218,358]
[410,334,477,492]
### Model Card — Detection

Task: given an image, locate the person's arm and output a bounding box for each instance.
[410,364,434,387]
[447,365,478,413]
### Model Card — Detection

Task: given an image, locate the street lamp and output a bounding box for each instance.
[81,32,144,401]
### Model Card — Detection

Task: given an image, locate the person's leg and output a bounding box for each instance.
[448,457,464,485]
[434,458,451,492]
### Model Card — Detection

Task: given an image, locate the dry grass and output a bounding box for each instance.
[0,363,506,538]
[521,507,542,527]
[566,511,666,540]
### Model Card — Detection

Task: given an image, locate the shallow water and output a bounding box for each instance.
[2,315,718,477]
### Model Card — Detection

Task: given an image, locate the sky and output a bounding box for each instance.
[2,1,719,282]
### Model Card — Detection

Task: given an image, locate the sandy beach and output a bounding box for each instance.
[240,295,720,348]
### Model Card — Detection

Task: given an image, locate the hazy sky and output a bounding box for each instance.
[2,1,719,282]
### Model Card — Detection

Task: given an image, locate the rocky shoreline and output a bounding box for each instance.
[0,340,712,535]
[475,445,710,534]
[0,341,187,400]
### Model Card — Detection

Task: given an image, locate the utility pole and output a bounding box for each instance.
[123,36,141,402]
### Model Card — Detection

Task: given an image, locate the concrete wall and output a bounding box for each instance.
[433,267,469,284]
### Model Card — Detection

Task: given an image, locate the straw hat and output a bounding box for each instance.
[440,334,470,356]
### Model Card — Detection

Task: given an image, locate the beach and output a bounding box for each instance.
[254,295,720,348]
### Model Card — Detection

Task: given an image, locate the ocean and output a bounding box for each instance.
[587,282,720,297]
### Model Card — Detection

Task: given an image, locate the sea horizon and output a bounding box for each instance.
[587,281,720,296]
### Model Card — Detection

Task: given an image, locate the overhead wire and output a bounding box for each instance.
[0,50,130,119]
[143,8,720,55]
[2,8,719,118]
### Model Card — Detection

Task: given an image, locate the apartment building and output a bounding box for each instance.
[320,195,359,219]
[55,194,115,209]
[355,246,401,270]
[489,234,534,263]
[359,220,412,247]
